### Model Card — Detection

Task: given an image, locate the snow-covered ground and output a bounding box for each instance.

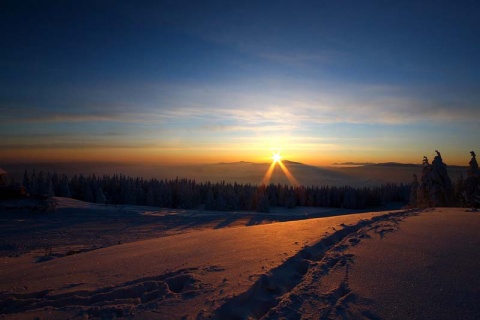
[0,198,479,319]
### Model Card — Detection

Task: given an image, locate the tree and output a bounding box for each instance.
[93,182,106,204]
[59,174,71,197]
[464,151,480,210]
[409,174,419,206]
[257,194,270,213]
[22,170,31,195]
[415,151,454,207]
[205,188,215,210]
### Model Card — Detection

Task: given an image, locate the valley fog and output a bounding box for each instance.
[2,161,468,188]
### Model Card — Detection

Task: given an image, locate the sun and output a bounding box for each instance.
[262,150,300,186]
[272,152,282,163]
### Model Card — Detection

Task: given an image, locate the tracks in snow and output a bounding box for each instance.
[208,210,415,320]
[0,268,204,319]
[0,209,416,319]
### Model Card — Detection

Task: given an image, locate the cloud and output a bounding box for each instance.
[2,80,477,132]
[0,141,157,150]
[0,105,163,124]
[145,80,480,128]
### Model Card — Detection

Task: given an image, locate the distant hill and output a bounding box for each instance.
[281,160,305,165]
[368,162,419,167]
[366,162,467,168]
[332,162,376,166]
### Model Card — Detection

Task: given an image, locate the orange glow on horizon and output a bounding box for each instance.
[261,151,300,186]
[0,147,470,167]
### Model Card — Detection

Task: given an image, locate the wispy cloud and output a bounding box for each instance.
[144,81,480,127]
[0,106,162,124]
[1,78,478,162]
[2,80,478,130]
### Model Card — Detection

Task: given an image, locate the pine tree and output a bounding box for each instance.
[409,174,419,207]
[464,151,480,209]
[22,170,31,195]
[93,182,106,204]
[416,151,454,207]
[257,194,270,213]
[146,185,156,206]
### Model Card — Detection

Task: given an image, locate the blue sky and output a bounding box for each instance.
[1,0,479,165]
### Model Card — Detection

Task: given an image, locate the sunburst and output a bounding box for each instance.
[262,150,299,186]
[272,152,282,163]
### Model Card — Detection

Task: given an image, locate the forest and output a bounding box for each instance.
[11,151,478,213]
[20,170,410,212]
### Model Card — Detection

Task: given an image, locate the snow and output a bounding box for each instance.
[1,199,479,319]
[346,208,480,320]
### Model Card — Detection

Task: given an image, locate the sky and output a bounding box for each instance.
[1,0,479,166]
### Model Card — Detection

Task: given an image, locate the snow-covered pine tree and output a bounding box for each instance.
[468,151,479,176]
[416,151,454,207]
[464,151,480,209]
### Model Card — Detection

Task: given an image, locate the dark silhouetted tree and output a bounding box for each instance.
[415,151,454,207]
[463,151,480,210]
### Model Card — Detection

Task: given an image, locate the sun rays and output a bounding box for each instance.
[262,150,300,186]
[273,152,282,163]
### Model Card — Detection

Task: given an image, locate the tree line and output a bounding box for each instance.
[20,171,410,212]
[14,150,480,212]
